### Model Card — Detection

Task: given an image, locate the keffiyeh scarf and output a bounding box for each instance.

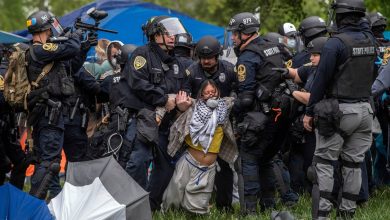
[189,98,227,153]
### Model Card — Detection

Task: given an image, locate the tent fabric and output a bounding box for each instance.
[0,31,29,44]
[55,156,152,220]
[0,183,53,220]
[15,0,224,45]
[48,178,126,220]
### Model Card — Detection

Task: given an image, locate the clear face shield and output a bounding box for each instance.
[159,18,188,37]
[223,29,235,57]
[49,17,64,37]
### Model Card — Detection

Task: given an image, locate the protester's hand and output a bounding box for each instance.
[272,67,289,79]
[165,96,176,112]
[176,91,191,112]
[303,115,313,132]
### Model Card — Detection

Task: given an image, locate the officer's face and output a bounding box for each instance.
[155,33,175,51]
[231,31,242,47]
[200,57,218,72]
[310,53,321,66]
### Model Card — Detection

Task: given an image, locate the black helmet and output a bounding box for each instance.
[368,12,387,28]
[27,11,54,34]
[118,44,137,65]
[263,32,283,44]
[195,36,222,58]
[142,16,188,41]
[227,12,260,34]
[307,37,328,54]
[332,0,366,17]
[174,33,193,49]
[299,16,327,38]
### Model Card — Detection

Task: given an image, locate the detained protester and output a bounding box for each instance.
[162,79,237,214]
[303,0,376,218]
[182,35,238,211]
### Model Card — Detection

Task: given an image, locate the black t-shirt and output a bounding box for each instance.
[297,65,317,92]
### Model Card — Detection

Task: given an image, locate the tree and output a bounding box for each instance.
[0,0,93,32]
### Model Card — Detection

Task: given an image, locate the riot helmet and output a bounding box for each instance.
[369,12,387,28]
[174,33,193,49]
[299,16,327,38]
[118,44,137,66]
[263,32,283,44]
[307,37,328,54]
[227,12,260,34]
[331,0,366,17]
[142,16,188,41]
[195,36,222,58]
[27,11,63,35]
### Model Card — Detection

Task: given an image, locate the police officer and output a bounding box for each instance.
[263,32,293,62]
[124,16,189,211]
[25,10,83,199]
[303,0,376,218]
[182,35,237,211]
[292,16,328,68]
[174,33,194,69]
[0,44,28,190]
[369,12,390,69]
[226,12,286,214]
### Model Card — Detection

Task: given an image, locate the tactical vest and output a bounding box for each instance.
[327,32,376,100]
[376,38,390,59]
[27,46,70,98]
[243,40,285,92]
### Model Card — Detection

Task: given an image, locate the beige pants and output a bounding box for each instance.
[162,151,216,214]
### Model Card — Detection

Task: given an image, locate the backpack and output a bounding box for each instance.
[3,43,53,111]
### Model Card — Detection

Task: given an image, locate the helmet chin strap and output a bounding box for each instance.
[236,31,254,49]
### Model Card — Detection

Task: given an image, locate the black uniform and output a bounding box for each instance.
[27,32,84,199]
[124,42,187,211]
[184,60,237,98]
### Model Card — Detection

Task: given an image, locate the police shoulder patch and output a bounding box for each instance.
[383,47,390,66]
[185,69,191,76]
[286,59,292,68]
[42,43,58,52]
[237,64,246,82]
[134,56,147,70]
[0,75,4,91]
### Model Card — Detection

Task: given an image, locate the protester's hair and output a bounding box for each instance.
[95,39,110,60]
[197,79,220,99]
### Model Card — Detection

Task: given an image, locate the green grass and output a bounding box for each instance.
[153,187,390,220]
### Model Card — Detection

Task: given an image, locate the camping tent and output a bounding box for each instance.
[0,183,53,220]
[0,31,29,44]
[48,156,151,220]
[15,0,225,45]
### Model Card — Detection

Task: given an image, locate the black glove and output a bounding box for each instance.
[285,79,299,93]
[272,67,289,79]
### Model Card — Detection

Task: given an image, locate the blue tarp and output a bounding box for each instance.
[0,31,29,44]
[0,183,53,220]
[15,0,224,46]
[385,31,390,40]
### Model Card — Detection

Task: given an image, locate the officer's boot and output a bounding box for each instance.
[336,210,355,220]
[30,161,61,199]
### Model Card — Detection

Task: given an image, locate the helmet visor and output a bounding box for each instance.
[159,18,187,36]
[50,17,64,36]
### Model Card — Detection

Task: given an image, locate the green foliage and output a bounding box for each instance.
[0,0,93,32]
[153,188,390,220]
